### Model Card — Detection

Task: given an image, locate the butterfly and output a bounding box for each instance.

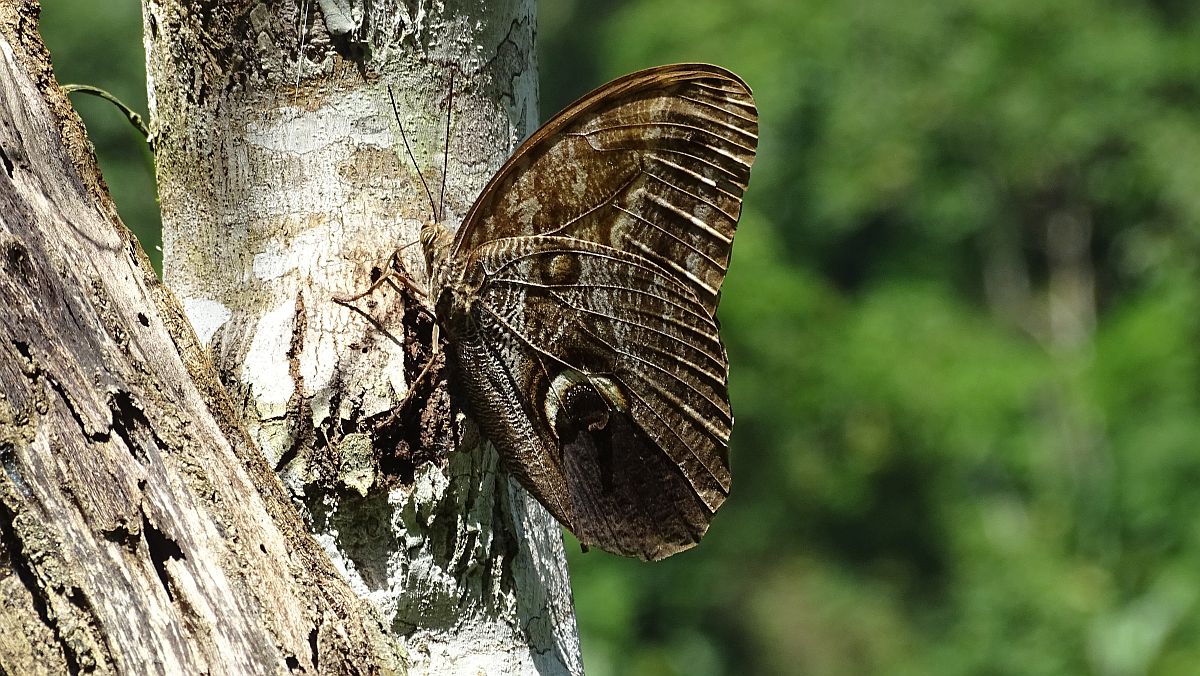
[365,63,757,561]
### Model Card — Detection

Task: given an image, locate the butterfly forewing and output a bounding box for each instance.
[453,64,756,314]
[437,64,757,559]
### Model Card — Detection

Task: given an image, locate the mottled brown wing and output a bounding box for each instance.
[450,64,757,559]
[453,63,757,316]
[455,235,734,559]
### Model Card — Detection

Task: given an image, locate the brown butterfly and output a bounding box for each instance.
[366,64,757,560]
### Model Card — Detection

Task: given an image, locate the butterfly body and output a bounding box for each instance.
[413,64,757,560]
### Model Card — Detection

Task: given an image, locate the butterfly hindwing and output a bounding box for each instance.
[435,64,757,559]
[467,236,732,558]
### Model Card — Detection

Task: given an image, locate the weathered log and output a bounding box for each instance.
[0,2,401,672]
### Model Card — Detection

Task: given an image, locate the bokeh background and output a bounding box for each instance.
[41,1,1200,674]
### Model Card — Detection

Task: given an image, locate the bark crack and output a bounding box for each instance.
[4,241,34,281]
[0,499,79,672]
[141,513,186,603]
[108,389,154,465]
[471,16,520,76]
[276,292,313,474]
[0,144,13,177]
[308,625,320,672]
[16,340,110,445]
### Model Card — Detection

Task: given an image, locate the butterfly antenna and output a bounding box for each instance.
[388,85,439,223]
[294,0,309,89]
[438,69,454,223]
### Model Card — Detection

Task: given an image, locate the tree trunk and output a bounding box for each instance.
[143,0,581,673]
[0,2,401,672]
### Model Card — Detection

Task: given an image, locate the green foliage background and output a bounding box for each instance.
[42,1,1200,673]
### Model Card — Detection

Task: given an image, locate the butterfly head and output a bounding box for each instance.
[419,220,453,281]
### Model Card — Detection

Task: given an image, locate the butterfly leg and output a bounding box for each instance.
[410,323,441,402]
[332,249,431,308]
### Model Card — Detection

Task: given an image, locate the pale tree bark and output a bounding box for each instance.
[144,0,581,674]
[0,2,401,673]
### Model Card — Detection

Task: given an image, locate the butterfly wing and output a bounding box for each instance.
[453,63,756,315]
[448,64,757,559]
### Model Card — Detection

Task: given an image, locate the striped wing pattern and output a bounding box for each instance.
[443,64,758,559]
[454,64,757,316]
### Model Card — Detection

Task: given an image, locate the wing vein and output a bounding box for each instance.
[570,320,732,432]
[545,288,728,378]
[489,277,715,326]
[578,121,757,156]
[611,202,726,271]
[677,93,759,126]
